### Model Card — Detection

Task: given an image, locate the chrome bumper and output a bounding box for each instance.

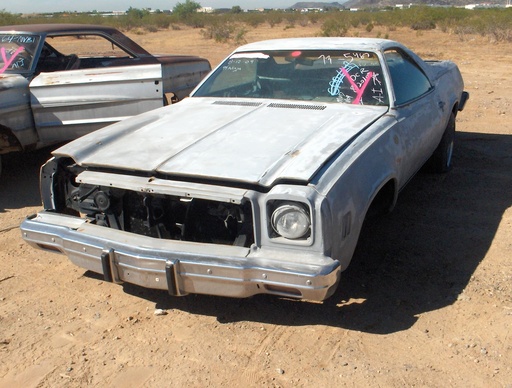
[20,212,341,301]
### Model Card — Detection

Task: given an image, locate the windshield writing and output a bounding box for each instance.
[0,34,40,73]
[194,49,388,106]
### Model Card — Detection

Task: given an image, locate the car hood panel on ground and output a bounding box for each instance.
[56,97,387,187]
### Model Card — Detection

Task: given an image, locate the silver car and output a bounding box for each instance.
[21,38,468,301]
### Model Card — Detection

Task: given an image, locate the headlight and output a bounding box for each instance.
[271,202,311,240]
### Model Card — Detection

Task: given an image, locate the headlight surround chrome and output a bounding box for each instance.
[270,202,311,240]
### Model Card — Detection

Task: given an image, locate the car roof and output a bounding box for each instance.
[0,24,151,56]
[234,37,404,53]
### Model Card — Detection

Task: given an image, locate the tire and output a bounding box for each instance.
[428,113,455,173]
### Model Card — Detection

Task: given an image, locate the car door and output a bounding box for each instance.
[384,48,445,186]
[29,64,164,144]
[27,33,165,144]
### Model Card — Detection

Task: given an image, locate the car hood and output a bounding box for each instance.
[56,97,387,187]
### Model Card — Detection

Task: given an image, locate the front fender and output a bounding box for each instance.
[315,115,400,269]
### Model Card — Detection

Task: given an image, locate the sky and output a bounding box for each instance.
[3,0,299,14]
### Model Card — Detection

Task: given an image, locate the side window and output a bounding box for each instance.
[45,34,135,59]
[384,49,431,105]
[36,34,136,72]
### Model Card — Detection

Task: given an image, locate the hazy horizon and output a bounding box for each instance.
[2,0,313,14]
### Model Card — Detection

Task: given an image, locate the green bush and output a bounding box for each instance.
[0,10,25,24]
[321,17,349,37]
[200,21,247,44]
[0,7,510,42]
[267,11,283,28]
[411,20,436,30]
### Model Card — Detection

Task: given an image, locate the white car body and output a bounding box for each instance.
[21,38,468,301]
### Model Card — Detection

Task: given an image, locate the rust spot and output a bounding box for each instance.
[84,71,123,76]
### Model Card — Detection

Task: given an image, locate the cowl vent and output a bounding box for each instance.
[268,103,327,111]
[213,101,262,107]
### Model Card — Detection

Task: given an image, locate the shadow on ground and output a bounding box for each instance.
[0,147,54,212]
[13,132,508,334]
[117,131,512,333]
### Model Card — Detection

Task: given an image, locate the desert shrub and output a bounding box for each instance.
[348,13,363,29]
[486,23,512,42]
[298,17,309,27]
[151,14,171,29]
[201,22,232,42]
[307,12,322,25]
[233,27,248,45]
[201,21,247,44]
[144,25,159,33]
[131,28,146,35]
[240,12,266,28]
[411,20,436,30]
[0,10,19,25]
[1,7,510,43]
[267,11,283,27]
[320,17,348,37]
[284,12,297,26]
[454,25,477,41]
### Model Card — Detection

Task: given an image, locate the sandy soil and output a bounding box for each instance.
[0,24,511,387]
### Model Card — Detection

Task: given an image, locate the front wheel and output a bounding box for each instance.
[428,113,455,173]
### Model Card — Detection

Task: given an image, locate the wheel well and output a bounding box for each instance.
[366,179,397,220]
[0,125,23,154]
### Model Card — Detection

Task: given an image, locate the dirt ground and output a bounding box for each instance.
[0,24,511,387]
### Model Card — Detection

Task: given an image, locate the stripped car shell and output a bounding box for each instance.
[21,38,469,301]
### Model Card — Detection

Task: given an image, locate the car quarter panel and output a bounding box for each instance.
[160,59,211,101]
[29,64,165,143]
[426,60,466,114]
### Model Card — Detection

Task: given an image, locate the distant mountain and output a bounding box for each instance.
[343,0,467,6]
[289,0,502,8]
[289,2,347,10]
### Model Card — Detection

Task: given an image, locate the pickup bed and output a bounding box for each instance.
[0,24,211,176]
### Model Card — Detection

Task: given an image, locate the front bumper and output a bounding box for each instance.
[20,211,341,301]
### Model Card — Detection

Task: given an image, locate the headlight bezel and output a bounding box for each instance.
[268,200,312,241]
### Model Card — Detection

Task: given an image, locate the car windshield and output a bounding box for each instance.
[0,34,40,73]
[193,49,388,106]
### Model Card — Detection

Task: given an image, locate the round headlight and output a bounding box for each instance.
[271,202,311,240]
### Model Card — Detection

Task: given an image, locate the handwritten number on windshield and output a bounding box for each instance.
[0,47,25,73]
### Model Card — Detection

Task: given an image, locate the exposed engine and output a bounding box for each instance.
[57,173,254,248]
